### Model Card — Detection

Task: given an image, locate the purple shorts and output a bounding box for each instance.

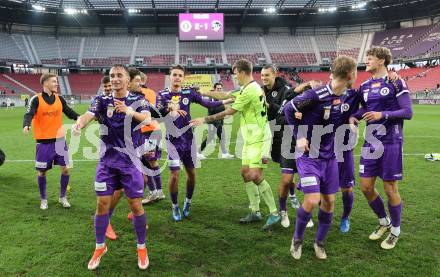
[166,140,196,171]
[360,142,403,181]
[94,162,144,199]
[338,150,355,188]
[35,140,69,171]
[296,156,339,195]
[140,131,162,162]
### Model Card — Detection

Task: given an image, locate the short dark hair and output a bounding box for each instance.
[213,82,223,89]
[170,65,186,75]
[128,67,141,81]
[40,73,57,85]
[101,76,110,84]
[232,59,253,75]
[110,64,130,78]
[366,46,392,67]
[262,64,277,73]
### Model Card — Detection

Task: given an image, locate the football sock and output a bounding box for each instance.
[369,195,388,222]
[60,174,69,198]
[245,181,260,212]
[95,214,109,246]
[294,207,312,240]
[279,196,287,212]
[341,191,354,220]
[133,213,147,245]
[258,179,278,214]
[388,202,402,236]
[316,209,333,243]
[38,175,47,200]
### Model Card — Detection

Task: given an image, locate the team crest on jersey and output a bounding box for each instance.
[341,103,350,112]
[107,104,115,118]
[182,98,189,105]
[380,87,390,96]
[271,91,278,97]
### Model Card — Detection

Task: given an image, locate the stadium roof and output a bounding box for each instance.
[1,0,440,31]
[4,0,394,10]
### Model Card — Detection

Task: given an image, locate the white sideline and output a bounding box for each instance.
[4,153,429,163]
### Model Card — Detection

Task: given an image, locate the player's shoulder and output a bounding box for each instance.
[158,88,171,95]
[360,78,372,87]
[307,85,331,99]
[243,81,262,95]
[181,87,192,95]
[128,91,144,100]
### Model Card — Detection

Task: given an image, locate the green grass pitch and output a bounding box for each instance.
[0,104,439,276]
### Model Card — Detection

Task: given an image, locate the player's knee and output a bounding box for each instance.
[383,182,399,197]
[304,196,320,208]
[96,200,111,214]
[321,198,335,212]
[128,200,144,215]
[360,183,374,194]
[341,187,353,193]
[38,170,46,177]
[149,160,158,168]
[61,168,69,175]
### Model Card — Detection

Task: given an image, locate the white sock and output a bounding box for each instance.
[96,243,105,249]
[151,190,157,195]
[379,217,390,226]
[185,197,192,204]
[172,203,179,209]
[391,226,401,237]
[157,189,163,194]
[137,243,146,249]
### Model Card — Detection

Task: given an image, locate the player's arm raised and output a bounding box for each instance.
[202,90,236,100]
[190,107,237,126]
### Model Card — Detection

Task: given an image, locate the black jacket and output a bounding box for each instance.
[263,77,296,140]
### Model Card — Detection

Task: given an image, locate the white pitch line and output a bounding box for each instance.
[3,153,429,163]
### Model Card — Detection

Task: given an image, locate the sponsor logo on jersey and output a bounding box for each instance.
[323,106,331,120]
[372,82,381,88]
[107,104,114,118]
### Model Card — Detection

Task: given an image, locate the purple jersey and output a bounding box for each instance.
[88,91,149,166]
[358,77,412,144]
[156,87,222,144]
[284,85,359,159]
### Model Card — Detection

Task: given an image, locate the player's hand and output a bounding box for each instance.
[189,117,205,127]
[71,123,82,136]
[387,71,400,82]
[114,99,128,113]
[23,126,30,135]
[222,98,234,105]
[309,80,322,89]
[349,117,359,132]
[296,137,309,152]
[362,111,382,122]
[294,112,303,120]
[177,109,187,117]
